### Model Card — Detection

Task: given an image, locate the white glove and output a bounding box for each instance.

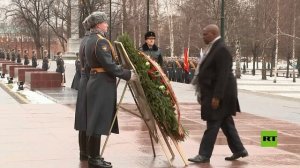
[130,70,138,81]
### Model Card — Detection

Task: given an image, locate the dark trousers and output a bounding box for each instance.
[88,135,101,158]
[79,131,87,155]
[199,116,245,158]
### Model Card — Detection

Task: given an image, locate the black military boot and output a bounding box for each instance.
[88,136,112,168]
[79,131,88,161]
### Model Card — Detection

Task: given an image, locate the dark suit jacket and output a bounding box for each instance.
[197,39,240,121]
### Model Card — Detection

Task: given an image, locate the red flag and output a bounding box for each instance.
[183,48,189,72]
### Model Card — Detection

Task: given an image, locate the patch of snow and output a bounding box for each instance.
[0,77,55,104]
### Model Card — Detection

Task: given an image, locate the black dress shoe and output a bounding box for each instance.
[188,155,210,163]
[88,156,112,168]
[225,149,248,161]
[100,157,111,165]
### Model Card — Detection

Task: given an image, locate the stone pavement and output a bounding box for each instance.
[1,89,300,167]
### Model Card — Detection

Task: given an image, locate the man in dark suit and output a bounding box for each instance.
[189,24,248,163]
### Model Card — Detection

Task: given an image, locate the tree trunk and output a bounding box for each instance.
[166,0,174,57]
[291,0,296,82]
[154,0,159,45]
[252,52,256,75]
[273,0,280,83]
[262,55,267,80]
[297,57,300,78]
[286,56,290,78]
[133,0,137,47]
[270,41,276,77]
[67,0,72,39]
[138,12,141,47]
[122,0,127,33]
[235,39,241,78]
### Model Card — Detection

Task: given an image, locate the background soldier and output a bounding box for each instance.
[0,48,5,59]
[24,50,30,65]
[55,52,65,84]
[6,49,10,60]
[11,49,16,62]
[85,11,136,168]
[139,31,163,66]
[31,50,38,68]
[42,50,49,71]
[71,52,81,90]
[16,49,22,63]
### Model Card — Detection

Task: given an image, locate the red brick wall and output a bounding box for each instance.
[9,65,30,77]
[25,71,62,89]
[18,68,43,82]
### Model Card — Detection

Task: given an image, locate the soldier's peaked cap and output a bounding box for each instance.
[145,31,156,39]
[87,11,108,28]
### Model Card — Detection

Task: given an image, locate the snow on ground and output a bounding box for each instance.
[1,60,299,104]
[237,74,300,99]
[0,77,55,104]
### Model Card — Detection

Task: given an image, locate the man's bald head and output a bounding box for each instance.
[202,24,220,44]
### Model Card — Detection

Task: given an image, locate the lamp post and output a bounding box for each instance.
[146,0,150,31]
[47,0,51,59]
[41,45,44,59]
[220,0,225,39]
[109,0,112,41]
[20,35,23,54]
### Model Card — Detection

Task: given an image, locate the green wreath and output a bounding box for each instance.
[118,34,188,141]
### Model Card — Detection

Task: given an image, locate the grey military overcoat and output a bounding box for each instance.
[85,31,131,136]
[74,32,90,131]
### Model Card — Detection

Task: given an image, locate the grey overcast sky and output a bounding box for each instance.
[0,0,10,5]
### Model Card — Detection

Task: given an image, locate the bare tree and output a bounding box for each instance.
[5,0,55,58]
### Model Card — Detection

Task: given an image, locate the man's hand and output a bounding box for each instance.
[130,70,138,81]
[211,97,220,110]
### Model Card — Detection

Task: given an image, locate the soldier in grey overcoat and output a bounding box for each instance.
[0,49,4,59]
[11,49,16,62]
[23,50,30,65]
[71,53,81,90]
[85,11,136,168]
[55,52,65,84]
[6,50,10,60]
[31,50,38,68]
[74,16,91,161]
[16,49,22,63]
[42,50,49,71]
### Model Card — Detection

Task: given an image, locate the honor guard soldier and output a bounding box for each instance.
[0,48,5,59]
[74,16,91,162]
[24,50,30,65]
[139,31,163,66]
[16,49,22,63]
[55,52,65,84]
[71,52,81,90]
[11,49,16,62]
[31,50,38,68]
[85,11,137,168]
[6,50,10,60]
[42,50,49,71]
